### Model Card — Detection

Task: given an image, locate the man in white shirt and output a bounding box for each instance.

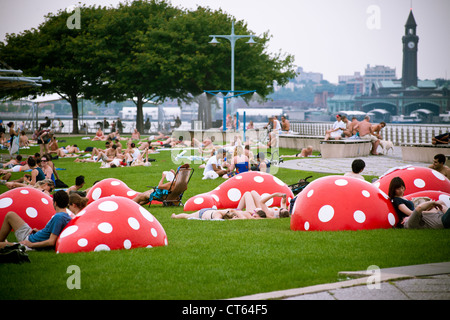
[324,114,346,140]
[203,149,229,179]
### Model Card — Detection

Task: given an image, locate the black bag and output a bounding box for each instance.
[55,179,69,188]
[0,243,30,264]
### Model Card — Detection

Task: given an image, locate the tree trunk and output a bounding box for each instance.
[198,94,212,129]
[70,96,79,134]
[135,94,144,133]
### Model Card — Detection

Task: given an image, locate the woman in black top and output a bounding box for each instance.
[388,177,415,228]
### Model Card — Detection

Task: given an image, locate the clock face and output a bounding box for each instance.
[408,41,415,49]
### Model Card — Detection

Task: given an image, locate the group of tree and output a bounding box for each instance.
[0,0,296,133]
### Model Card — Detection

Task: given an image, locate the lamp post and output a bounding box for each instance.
[204,90,255,132]
[209,21,256,115]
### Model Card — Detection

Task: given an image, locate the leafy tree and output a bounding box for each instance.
[0,5,106,133]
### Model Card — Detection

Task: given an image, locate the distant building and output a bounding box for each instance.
[295,67,323,84]
[363,64,396,95]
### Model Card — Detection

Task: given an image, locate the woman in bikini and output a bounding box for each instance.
[236,191,290,218]
[171,208,237,220]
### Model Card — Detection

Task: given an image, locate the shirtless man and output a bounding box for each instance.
[355,115,380,155]
[343,117,359,138]
[429,154,450,179]
[372,122,386,140]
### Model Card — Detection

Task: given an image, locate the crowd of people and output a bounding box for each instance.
[324,114,386,155]
[0,116,449,253]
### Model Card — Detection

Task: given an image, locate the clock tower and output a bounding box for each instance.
[402,10,419,88]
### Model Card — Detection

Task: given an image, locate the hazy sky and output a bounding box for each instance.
[1,0,449,83]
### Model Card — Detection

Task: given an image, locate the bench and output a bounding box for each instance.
[279,134,324,151]
[320,140,372,159]
[400,143,450,163]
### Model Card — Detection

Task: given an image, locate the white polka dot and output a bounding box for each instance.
[20,189,29,194]
[127,190,137,197]
[151,228,158,237]
[94,244,110,252]
[273,176,285,186]
[388,213,396,226]
[235,175,243,180]
[353,210,366,223]
[406,167,415,170]
[26,207,38,218]
[123,239,132,249]
[212,194,220,202]
[60,225,78,238]
[111,180,121,186]
[304,221,310,230]
[77,238,88,247]
[254,176,264,183]
[0,198,13,209]
[139,207,154,222]
[92,187,102,200]
[128,217,140,230]
[98,200,119,212]
[362,190,370,198]
[335,179,348,186]
[373,181,380,188]
[431,170,446,181]
[413,178,426,188]
[318,205,334,222]
[98,222,113,234]
[307,189,314,197]
[227,188,242,202]
[41,198,49,205]
[164,238,168,246]
[194,197,204,204]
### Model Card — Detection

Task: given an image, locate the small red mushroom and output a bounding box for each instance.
[291,176,397,231]
[56,196,168,253]
[0,187,55,230]
[374,166,450,196]
[183,171,294,211]
[86,178,139,204]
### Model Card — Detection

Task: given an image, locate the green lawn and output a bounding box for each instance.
[1,136,449,300]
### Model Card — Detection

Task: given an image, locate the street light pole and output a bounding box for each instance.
[209,21,256,114]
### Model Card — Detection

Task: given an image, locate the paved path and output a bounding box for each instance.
[230,262,450,300]
[278,146,429,177]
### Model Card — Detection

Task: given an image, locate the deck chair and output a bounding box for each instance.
[148,166,194,207]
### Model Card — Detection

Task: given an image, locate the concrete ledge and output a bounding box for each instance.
[279,134,324,151]
[400,143,450,163]
[320,140,371,159]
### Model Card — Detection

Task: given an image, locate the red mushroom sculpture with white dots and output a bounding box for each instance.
[86,178,139,204]
[0,187,55,230]
[184,171,294,211]
[373,166,450,196]
[56,196,167,253]
[291,176,397,231]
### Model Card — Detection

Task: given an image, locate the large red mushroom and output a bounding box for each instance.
[374,166,450,196]
[291,176,397,231]
[86,178,138,204]
[0,187,55,230]
[184,171,294,211]
[56,196,167,253]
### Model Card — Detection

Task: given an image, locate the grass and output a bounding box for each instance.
[1,136,449,300]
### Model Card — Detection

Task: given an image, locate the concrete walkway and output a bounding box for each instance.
[230,262,450,300]
[278,145,429,177]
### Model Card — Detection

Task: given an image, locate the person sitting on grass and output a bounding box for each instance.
[0,190,72,250]
[67,175,86,195]
[67,193,88,218]
[429,154,450,179]
[3,157,45,189]
[281,146,313,158]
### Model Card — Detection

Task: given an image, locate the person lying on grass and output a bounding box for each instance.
[171,209,238,220]
[236,191,289,218]
[0,190,71,250]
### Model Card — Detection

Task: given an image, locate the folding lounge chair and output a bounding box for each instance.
[148,167,194,207]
